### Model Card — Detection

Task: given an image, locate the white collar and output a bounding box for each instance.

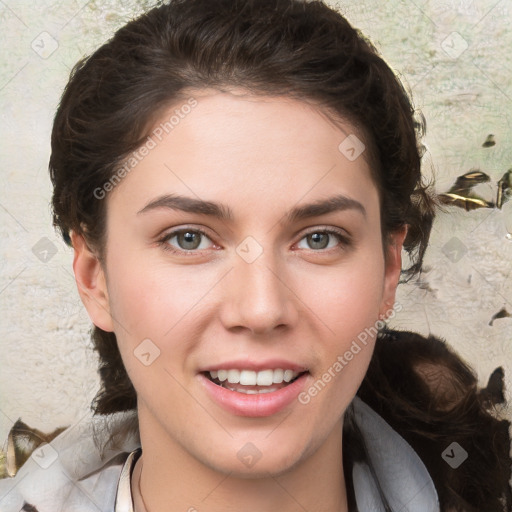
[115,448,142,512]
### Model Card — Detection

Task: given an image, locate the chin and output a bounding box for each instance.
[214,458,300,479]
[200,442,306,479]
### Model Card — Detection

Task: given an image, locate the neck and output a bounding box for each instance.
[132,405,348,512]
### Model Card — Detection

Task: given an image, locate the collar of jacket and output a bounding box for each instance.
[0,397,439,512]
[114,397,439,512]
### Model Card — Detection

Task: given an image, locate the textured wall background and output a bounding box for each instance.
[1,0,511,445]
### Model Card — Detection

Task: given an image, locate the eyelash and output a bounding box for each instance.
[157,226,351,256]
[158,227,214,255]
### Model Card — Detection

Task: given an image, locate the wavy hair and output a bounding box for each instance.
[50,0,434,414]
[49,1,510,509]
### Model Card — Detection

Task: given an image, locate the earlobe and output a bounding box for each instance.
[380,225,408,318]
[70,231,114,332]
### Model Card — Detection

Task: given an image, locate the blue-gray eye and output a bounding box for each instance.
[296,230,346,251]
[162,229,213,252]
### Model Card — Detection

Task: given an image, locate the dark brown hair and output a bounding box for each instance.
[354,328,511,511]
[48,1,510,509]
[50,0,434,414]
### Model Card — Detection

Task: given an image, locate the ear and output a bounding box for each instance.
[379,225,408,319]
[70,231,114,332]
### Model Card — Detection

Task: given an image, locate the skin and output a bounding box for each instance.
[72,89,407,512]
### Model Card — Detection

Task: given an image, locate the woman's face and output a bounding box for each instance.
[74,90,405,477]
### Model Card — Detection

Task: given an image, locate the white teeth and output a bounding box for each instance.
[257,387,278,394]
[227,369,240,383]
[273,368,284,384]
[283,369,295,383]
[224,385,279,394]
[240,370,257,385]
[208,368,300,385]
[256,369,274,386]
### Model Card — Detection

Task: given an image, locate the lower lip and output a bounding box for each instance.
[199,372,309,417]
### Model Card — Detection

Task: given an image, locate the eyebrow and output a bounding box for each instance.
[137,193,366,222]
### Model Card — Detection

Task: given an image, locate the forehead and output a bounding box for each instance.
[160,88,369,165]
[108,90,379,223]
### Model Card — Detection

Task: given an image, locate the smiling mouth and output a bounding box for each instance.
[203,369,308,394]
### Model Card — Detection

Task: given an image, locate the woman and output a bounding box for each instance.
[0,0,510,510]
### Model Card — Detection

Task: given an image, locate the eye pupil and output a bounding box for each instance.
[308,232,329,250]
[179,231,201,250]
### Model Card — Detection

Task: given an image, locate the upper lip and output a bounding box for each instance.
[198,359,308,373]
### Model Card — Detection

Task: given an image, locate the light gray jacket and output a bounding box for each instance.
[0,397,439,512]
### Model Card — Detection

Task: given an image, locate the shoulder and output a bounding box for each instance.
[358,328,512,512]
[0,411,140,512]
[348,396,440,511]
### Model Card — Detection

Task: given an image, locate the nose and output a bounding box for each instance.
[219,249,299,336]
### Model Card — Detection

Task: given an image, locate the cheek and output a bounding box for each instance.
[298,254,384,402]
[103,253,224,384]
[104,261,200,396]
[105,254,208,337]
[305,256,385,333]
